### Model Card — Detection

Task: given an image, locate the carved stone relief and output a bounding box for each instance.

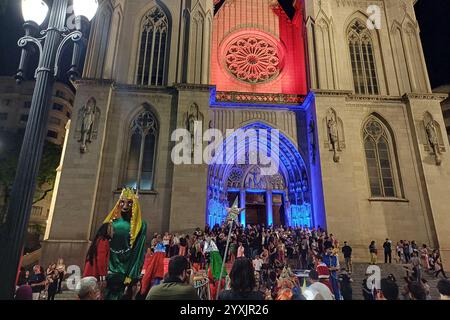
[323,108,345,162]
[422,112,446,166]
[75,97,100,153]
[184,103,204,157]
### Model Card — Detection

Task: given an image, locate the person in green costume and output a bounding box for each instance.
[102,188,147,300]
[204,236,227,300]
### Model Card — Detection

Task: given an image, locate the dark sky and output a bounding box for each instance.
[0,0,449,89]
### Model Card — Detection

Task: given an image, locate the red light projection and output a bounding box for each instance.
[224,34,282,84]
[211,0,307,95]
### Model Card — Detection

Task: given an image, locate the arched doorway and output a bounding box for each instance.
[206,122,312,228]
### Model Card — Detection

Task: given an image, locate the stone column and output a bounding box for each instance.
[41,80,113,269]
[404,93,450,270]
[240,189,246,226]
[168,85,210,233]
[266,190,273,227]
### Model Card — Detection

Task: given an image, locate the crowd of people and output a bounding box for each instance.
[15,259,66,300]
[368,238,448,282]
[13,222,450,301]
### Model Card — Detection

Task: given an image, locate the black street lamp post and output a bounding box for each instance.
[0,0,98,300]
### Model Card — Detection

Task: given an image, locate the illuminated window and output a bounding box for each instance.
[124,110,158,191]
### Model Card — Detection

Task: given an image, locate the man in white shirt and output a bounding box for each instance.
[304,270,335,300]
[253,255,263,272]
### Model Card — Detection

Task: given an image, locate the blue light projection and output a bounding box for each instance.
[207,198,228,227]
[206,121,315,228]
[290,203,312,228]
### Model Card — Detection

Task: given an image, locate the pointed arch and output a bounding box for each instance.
[83,0,113,78]
[103,2,123,79]
[121,105,159,191]
[206,122,315,227]
[390,21,411,94]
[402,18,428,92]
[135,3,171,86]
[347,18,380,95]
[315,11,336,90]
[362,113,403,198]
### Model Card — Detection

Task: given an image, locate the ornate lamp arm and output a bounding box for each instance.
[15,21,42,84]
[54,29,83,77]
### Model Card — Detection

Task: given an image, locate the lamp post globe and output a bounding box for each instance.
[21,0,49,26]
[73,0,99,21]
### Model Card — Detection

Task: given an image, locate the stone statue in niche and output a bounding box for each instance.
[327,112,339,162]
[425,118,442,166]
[325,108,345,163]
[76,97,100,153]
[184,103,204,157]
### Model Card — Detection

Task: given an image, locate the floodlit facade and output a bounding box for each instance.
[42,0,450,268]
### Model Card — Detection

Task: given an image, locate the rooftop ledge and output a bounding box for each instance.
[368,197,409,203]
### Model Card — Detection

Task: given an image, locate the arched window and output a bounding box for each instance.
[136,6,169,86]
[124,110,158,191]
[363,116,396,197]
[348,20,379,95]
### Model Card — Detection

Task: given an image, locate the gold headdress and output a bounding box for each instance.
[103,187,143,248]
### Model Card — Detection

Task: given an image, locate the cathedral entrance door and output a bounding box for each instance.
[245,193,267,226]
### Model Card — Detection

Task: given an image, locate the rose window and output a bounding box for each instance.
[224,35,281,84]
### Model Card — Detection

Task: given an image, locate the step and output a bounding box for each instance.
[349,263,441,300]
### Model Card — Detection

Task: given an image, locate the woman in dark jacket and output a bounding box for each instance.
[219,258,265,300]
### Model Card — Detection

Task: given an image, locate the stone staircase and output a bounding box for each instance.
[49,263,442,300]
[350,262,441,300]
[54,289,78,300]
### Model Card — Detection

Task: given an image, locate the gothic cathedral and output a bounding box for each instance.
[42,0,450,268]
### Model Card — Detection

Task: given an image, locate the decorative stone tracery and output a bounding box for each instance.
[224,34,281,84]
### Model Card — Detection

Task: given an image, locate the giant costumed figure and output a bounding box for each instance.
[103,188,147,300]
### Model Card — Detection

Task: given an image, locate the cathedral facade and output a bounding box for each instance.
[42,0,450,268]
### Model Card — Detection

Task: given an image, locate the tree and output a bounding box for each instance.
[33,141,62,204]
[0,131,21,223]
[0,130,62,223]
[0,0,9,16]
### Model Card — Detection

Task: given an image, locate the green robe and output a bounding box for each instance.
[209,251,227,281]
[105,218,147,300]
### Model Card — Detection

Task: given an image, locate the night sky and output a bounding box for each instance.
[0,0,449,89]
